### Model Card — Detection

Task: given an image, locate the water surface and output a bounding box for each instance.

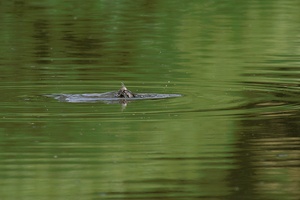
[0,1,300,200]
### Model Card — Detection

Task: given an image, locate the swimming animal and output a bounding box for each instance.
[115,82,135,98]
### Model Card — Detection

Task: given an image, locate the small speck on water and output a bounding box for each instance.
[277,154,288,158]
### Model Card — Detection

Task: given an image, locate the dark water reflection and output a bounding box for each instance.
[1,0,300,200]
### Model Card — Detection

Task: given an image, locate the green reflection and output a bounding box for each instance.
[0,0,300,200]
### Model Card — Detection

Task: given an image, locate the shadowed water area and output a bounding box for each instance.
[0,1,300,200]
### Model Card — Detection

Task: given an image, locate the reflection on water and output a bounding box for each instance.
[0,0,300,199]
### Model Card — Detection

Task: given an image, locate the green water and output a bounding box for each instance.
[1,1,300,200]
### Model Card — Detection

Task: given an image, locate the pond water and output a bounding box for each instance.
[0,1,300,200]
